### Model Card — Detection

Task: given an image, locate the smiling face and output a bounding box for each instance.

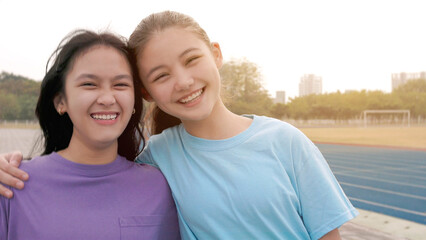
[56,45,134,150]
[138,27,223,123]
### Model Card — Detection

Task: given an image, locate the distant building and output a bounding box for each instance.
[391,71,426,90]
[299,74,322,97]
[273,91,286,104]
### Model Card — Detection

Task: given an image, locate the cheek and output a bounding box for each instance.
[64,92,89,111]
[147,84,172,103]
[119,91,135,108]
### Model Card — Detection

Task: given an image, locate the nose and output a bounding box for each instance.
[174,72,194,91]
[97,89,116,106]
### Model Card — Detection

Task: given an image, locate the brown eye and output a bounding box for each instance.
[81,82,96,87]
[115,80,131,87]
[186,56,200,65]
[115,83,131,89]
[153,73,169,82]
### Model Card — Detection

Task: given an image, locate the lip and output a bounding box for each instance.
[177,87,204,104]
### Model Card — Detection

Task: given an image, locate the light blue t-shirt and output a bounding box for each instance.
[136,115,358,240]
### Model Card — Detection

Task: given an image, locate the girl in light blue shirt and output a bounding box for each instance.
[0,10,357,240]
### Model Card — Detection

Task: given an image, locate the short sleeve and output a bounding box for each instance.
[291,132,358,239]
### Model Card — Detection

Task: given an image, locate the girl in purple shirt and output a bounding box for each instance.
[0,29,179,239]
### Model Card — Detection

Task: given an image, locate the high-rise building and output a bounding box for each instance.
[392,71,426,90]
[299,74,322,97]
[274,91,286,104]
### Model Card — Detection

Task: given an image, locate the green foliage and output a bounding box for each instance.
[392,79,426,117]
[282,79,426,120]
[220,58,273,116]
[0,71,40,120]
[270,103,287,119]
[394,79,426,93]
[0,91,21,119]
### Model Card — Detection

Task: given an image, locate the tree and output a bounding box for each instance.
[0,71,40,120]
[219,58,273,116]
[0,91,21,119]
[393,79,426,117]
[286,96,312,120]
[270,103,288,119]
[394,79,426,93]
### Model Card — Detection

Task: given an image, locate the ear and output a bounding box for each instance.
[211,42,223,68]
[53,93,67,114]
[141,87,154,102]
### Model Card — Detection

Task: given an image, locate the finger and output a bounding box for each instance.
[0,152,28,181]
[0,163,27,188]
[0,170,25,190]
[7,151,24,167]
[0,184,13,198]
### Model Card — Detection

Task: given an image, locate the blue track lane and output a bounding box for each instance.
[316,143,426,225]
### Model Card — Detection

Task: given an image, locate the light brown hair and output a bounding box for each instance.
[128,11,213,134]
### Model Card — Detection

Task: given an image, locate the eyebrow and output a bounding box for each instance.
[145,47,201,80]
[179,47,200,58]
[75,73,132,81]
[112,74,133,81]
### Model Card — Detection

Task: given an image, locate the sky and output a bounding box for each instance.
[1,0,425,100]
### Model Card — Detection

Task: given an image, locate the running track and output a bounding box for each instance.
[316,143,426,225]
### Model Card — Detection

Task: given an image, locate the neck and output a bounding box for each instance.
[182,100,252,140]
[58,137,118,165]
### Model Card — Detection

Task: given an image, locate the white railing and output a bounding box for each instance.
[0,120,39,128]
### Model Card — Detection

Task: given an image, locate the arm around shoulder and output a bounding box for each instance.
[0,151,28,198]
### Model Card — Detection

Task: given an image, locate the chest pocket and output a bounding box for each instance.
[119,215,179,240]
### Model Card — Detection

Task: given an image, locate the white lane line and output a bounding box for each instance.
[325,153,426,167]
[340,182,426,200]
[330,164,426,181]
[334,171,426,189]
[328,158,426,174]
[349,197,426,217]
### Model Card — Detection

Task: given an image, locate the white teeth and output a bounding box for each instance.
[179,89,203,103]
[91,114,117,120]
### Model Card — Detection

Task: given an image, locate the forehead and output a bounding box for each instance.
[69,45,131,73]
[146,28,208,54]
[75,45,126,64]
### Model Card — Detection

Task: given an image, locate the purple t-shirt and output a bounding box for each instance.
[0,152,180,240]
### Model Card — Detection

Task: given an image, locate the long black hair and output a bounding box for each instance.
[35,29,144,161]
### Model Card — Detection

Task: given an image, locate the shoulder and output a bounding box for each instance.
[125,155,163,178]
[148,125,182,145]
[131,163,170,188]
[251,115,307,141]
[137,125,185,167]
[252,115,295,130]
[249,116,319,158]
[19,153,56,173]
[132,162,163,176]
[144,125,183,154]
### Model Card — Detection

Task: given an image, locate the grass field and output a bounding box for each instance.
[300,127,426,150]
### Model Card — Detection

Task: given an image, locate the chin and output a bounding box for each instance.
[181,112,212,122]
[94,134,120,144]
